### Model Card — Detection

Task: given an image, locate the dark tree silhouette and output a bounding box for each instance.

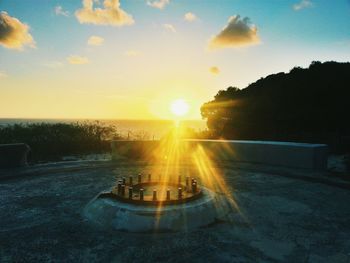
[201,61,350,152]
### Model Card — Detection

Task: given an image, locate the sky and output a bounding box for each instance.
[0,0,350,120]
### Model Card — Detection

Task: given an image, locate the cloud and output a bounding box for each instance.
[55,5,69,17]
[163,23,176,33]
[75,0,134,26]
[208,15,260,49]
[87,35,104,46]
[293,0,313,11]
[147,0,169,9]
[124,50,141,57]
[184,12,197,22]
[0,11,36,50]
[210,66,220,75]
[67,55,90,64]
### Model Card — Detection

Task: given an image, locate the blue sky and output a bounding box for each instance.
[0,0,350,119]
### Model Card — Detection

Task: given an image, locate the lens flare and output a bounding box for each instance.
[145,127,244,230]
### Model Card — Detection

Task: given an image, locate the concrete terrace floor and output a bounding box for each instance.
[0,160,350,263]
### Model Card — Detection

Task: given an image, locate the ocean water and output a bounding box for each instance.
[0,118,207,139]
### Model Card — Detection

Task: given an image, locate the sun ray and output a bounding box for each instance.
[145,124,245,231]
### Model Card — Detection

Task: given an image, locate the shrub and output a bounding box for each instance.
[0,121,121,162]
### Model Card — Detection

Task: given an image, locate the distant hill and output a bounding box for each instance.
[201,61,350,152]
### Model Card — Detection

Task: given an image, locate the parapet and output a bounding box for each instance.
[111,139,328,170]
[0,143,30,168]
[184,140,328,170]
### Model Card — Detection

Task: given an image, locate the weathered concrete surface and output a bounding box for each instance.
[0,143,30,168]
[0,161,350,262]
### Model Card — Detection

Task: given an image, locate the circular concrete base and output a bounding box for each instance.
[83,187,233,232]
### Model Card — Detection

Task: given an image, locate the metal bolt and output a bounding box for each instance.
[148,173,151,182]
[138,173,142,184]
[129,176,133,186]
[192,182,197,193]
[178,187,182,199]
[153,189,157,201]
[122,177,126,185]
[191,178,195,185]
[140,188,144,200]
[186,176,190,188]
[121,185,125,196]
[128,187,133,199]
[117,182,122,195]
[166,189,171,200]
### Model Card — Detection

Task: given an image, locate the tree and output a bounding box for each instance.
[200,61,350,151]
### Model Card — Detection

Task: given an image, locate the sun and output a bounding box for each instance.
[170,99,189,117]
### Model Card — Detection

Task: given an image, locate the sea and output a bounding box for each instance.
[0,119,207,139]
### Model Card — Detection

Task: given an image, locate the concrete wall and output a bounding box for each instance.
[184,140,328,170]
[111,140,159,160]
[0,143,30,168]
[111,139,328,170]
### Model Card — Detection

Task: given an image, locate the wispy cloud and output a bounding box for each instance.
[67,55,89,65]
[0,11,36,50]
[208,15,260,49]
[75,0,134,26]
[293,0,313,11]
[55,5,69,17]
[163,23,176,33]
[209,66,220,75]
[184,12,197,22]
[0,70,7,78]
[147,0,169,9]
[87,35,104,46]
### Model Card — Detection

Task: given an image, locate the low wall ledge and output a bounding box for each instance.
[0,143,30,169]
[111,139,328,170]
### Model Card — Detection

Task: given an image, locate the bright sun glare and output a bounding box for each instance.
[170,99,189,117]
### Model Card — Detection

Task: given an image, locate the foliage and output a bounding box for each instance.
[201,61,350,152]
[0,122,121,162]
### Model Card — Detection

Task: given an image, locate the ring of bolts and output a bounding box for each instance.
[114,173,199,201]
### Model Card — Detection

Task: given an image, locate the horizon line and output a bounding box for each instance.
[0,117,204,122]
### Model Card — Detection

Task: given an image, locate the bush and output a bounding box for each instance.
[0,122,121,162]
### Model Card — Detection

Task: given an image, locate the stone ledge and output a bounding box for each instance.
[0,143,30,169]
[83,187,233,232]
